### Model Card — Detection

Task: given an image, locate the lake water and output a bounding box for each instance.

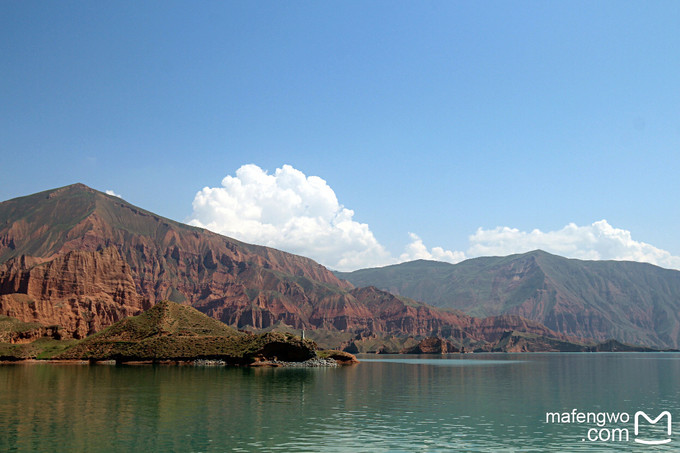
[2,353,680,452]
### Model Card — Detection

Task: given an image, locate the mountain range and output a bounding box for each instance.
[0,184,582,352]
[336,252,680,349]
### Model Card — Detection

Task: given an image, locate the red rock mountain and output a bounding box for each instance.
[0,184,569,347]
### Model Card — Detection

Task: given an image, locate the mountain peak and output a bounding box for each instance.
[44,182,97,198]
[339,249,680,348]
[1,184,354,338]
[64,182,93,191]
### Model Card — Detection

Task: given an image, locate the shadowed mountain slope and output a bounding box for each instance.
[336,251,680,348]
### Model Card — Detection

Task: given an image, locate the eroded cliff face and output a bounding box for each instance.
[0,184,573,347]
[0,247,149,338]
[337,251,680,349]
[401,337,458,354]
[469,314,570,343]
[0,318,61,344]
[0,184,355,337]
[55,211,352,307]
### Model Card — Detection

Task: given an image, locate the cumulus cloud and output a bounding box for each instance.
[467,220,680,270]
[399,233,466,264]
[186,164,680,271]
[105,189,122,198]
[188,164,392,271]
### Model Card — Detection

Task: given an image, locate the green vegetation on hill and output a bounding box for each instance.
[0,314,63,347]
[83,300,241,341]
[53,301,317,363]
[0,338,78,361]
[0,315,44,341]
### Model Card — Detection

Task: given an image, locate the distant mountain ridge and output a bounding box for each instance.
[0,184,576,351]
[335,251,680,348]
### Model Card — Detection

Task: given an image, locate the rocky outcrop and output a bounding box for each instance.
[54,302,320,364]
[253,335,316,362]
[401,337,458,354]
[469,314,569,342]
[0,315,62,343]
[0,247,149,338]
[317,349,359,365]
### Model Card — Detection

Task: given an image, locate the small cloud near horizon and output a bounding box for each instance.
[105,189,122,198]
[467,220,680,270]
[187,164,680,271]
[398,233,466,265]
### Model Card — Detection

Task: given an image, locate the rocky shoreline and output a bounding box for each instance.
[248,357,339,367]
[1,356,351,367]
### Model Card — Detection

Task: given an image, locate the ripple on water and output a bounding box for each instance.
[3,354,680,452]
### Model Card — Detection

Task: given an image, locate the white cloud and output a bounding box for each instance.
[188,164,392,271]
[186,164,680,271]
[467,220,680,270]
[399,233,466,264]
[105,189,122,198]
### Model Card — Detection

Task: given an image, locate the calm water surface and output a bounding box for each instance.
[2,353,680,452]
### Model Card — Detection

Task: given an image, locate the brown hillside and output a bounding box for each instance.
[0,184,576,350]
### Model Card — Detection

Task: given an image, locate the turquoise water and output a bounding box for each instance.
[1,353,680,452]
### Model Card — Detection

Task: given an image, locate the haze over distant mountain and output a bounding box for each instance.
[335,251,680,348]
[0,184,575,351]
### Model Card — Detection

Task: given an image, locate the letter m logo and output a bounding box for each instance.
[634,411,672,445]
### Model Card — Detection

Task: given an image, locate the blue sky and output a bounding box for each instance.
[2,1,679,270]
